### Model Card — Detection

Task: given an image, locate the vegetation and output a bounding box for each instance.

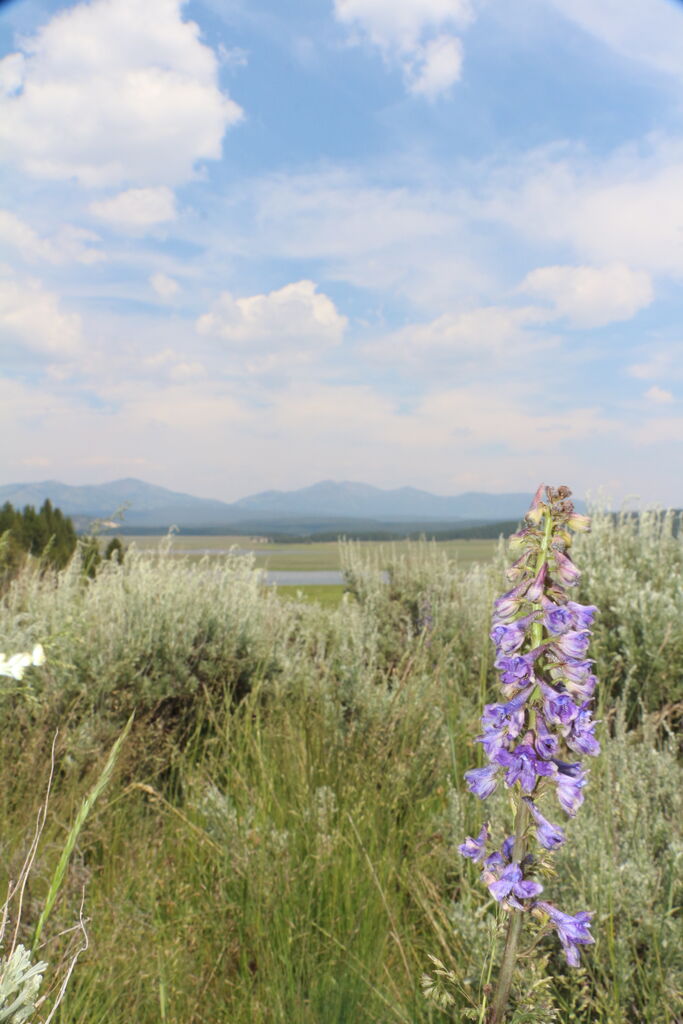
[0,500,77,583]
[0,511,680,1021]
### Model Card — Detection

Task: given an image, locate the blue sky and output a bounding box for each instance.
[1,0,682,505]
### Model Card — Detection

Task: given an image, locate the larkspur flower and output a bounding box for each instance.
[486,862,544,908]
[526,562,548,602]
[464,762,499,799]
[543,600,574,635]
[490,612,539,654]
[478,687,532,757]
[553,629,591,659]
[458,822,490,863]
[567,601,598,629]
[493,578,533,622]
[535,902,594,967]
[523,798,566,850]
[553,762,588,816]
[541,684,579,726]
[565,702,601,757]
[495,647,545,694]
[552,549,581,586]
[534,714,559,759]
[458,485,600,1019]
[495,740,556,793]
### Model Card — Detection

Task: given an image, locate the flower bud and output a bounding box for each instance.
[568,513,591,533]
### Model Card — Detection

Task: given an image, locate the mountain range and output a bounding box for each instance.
[0,478,579,533]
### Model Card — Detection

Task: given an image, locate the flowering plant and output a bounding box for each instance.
[459,485,599,1023]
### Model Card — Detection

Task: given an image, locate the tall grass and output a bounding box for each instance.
[0,517,680,1021]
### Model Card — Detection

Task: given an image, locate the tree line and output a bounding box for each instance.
[0,499,125,583]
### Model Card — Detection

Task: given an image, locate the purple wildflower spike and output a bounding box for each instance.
[459,485,599,1007]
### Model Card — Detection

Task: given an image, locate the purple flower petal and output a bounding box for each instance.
[554,630,592,660]
[553,549,581,586]
[465,763,499,799]
[567,601,598,629]
[524,797,566,850]
[536,901,594,966]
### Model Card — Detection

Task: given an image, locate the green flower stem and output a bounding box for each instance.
[488,509,552,1024]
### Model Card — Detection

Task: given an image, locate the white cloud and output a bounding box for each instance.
[0,0,243,188]
[408,34,463,97]
[239,168,488,307]
[627,350,679,381]
[144,347,203,380]
[544,0,683,80]
[644,385,674,405]
[150,272,180,299]
[0,275,83,356]
[0,210,103,264]
[334,0,472,96]
[90,187,177,228]
[520,263,653,328]
[480,138,683,280]
[335,0,472,51]
[364,304,555,365]
[196,280,347,372]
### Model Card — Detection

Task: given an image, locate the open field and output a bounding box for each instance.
[114,535,500,570]
[1,513,681,1022]
[113,537,499,605]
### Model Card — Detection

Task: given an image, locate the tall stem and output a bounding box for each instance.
[487,799,529,1024]
[487,508,553,1024]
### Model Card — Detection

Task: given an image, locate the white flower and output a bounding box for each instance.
[0,646,46,680]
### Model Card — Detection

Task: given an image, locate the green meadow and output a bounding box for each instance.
[0,515,681,1022]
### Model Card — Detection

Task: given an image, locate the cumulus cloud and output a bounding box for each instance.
[334,0,473,96]
[0,275,83,356]
[196,280,347,372]
[0,0,243,188]
[90,187,177,228]
[520,263,653,328]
